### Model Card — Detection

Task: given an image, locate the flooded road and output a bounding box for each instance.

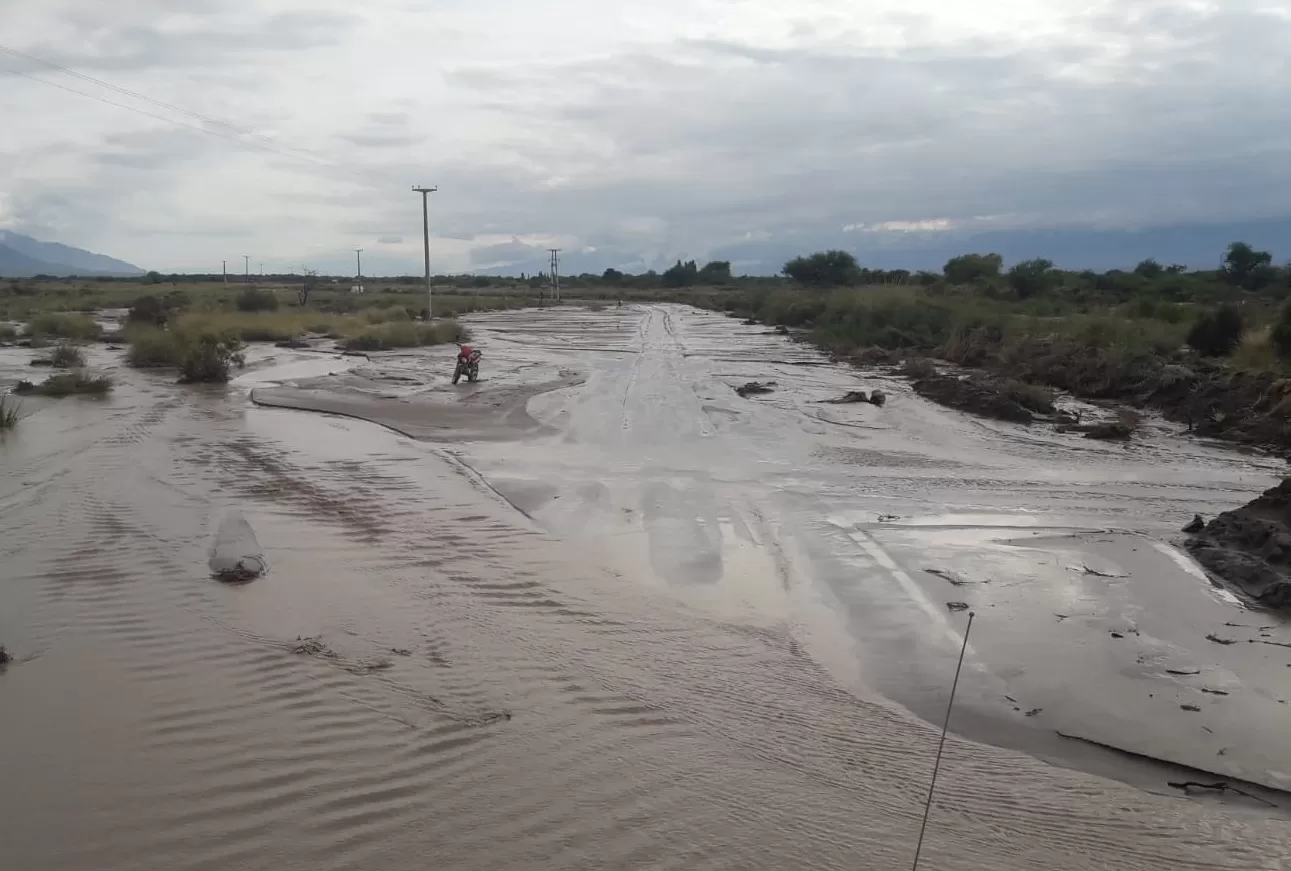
[2,306,1291,870]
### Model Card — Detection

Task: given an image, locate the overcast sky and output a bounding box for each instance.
[1,0,1289,273]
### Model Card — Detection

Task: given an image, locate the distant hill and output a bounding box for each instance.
[0,231,143,277]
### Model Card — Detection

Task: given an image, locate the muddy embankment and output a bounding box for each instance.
[1188,478,1291,610]
[803,332,1291,455]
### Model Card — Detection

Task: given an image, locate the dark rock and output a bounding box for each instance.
[867,389,886,407]
[736,381,776,398]
[0,645,10,666]
[1205,633,1238,645]
[1186,478,1291,610]
[1180,704,1202,712]
[913,373,1033,424]
[274,339,310,349]
[1183,514,1206,534]
[29,359,53,367]
[774,325,789,336]
[12,380,35,395]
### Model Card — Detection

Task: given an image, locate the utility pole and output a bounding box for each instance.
[549,248,561,301]
[243,255,250,284]
[412,185,437,319]
[355,248,364,294]
[222,260,227,285]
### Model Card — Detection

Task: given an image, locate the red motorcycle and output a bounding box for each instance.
[452,344,481,384]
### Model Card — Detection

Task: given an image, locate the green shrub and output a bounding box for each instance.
[1000,379,1056,414]
[235,287,279,313]
[340,319,467,351]
[1186,304,1244,357]
[0,394,20,430]
[125,326,180,368]
[47,343,87,368]
[1269,303,1291,361]
[127,294,169,326]
[903,357,937,379]
[26,313,101,340]
[15,371,113,396]
[178,333,246,384]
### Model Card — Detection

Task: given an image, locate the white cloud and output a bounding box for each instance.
[0,0,1288,272]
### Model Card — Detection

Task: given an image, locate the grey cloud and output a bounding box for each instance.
[4,8,360,75]
[339,131,423,148]
[377,235,403,244]
[366,112,411,127]
[431,3,1291,256]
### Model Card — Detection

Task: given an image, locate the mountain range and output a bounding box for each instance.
[0,230,143,277]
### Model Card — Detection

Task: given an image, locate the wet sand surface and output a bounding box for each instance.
[2,307,1291,870]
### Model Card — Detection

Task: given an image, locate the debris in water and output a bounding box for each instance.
[390,647,413,656]
[0,645,10,666]
[1025,708,1042,717]
[946,601,970,612]
[926,568,971,586]
[1166,668,1202,676]
[1200,688,1230,696]
[1167,781,1274,807]
[878,514,901,523]
[208,510,266,583]
[1110,631,1125,639]
[350,658,394,673]
[1206,634,1238,645]
[1183,514,1206,534]
[291,636,338,658]
[735,381,776,398]
[1180,704,1202,712]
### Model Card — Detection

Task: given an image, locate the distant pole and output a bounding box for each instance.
[549,248,561,301]
[911,612,975,871]
[412,185,438,319]
[243,255,250,284]
[355,248,364,293]
[259,262,264,276]
[222,260,227,285]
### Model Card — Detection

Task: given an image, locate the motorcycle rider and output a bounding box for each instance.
[456,343,474,367]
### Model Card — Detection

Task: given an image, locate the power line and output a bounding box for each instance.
[0,42,321,163]
[0,51,402,191]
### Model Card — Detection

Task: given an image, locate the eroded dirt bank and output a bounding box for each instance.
[2,312,1291,871]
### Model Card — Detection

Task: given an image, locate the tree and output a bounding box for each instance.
[661,259,699,288]
[943,253,1003,285]
[296,269,319,306]
[1186,304,1244,357]
[1222,242,1275,290]
[602,267,624,283]
[783,250,861,288]
[144,270,164,285]
[1134,259,1164,278]
[1007,258,1056,299]
[698,260,732,284]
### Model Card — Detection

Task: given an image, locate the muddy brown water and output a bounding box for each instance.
[2,308,1291,871]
